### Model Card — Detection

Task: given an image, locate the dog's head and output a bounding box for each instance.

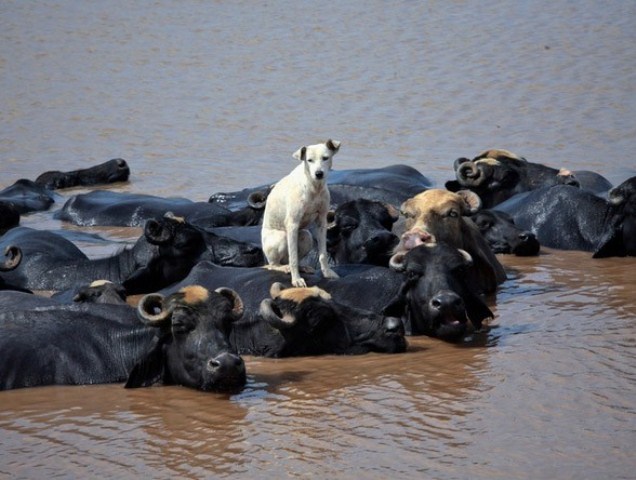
[293,139,341,182]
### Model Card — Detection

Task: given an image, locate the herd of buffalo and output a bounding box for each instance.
[0,149,634,392]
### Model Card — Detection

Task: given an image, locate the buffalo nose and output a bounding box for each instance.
[315,171,324,180]
[430,291,464,312]
[366,232,399,250]
[207,352,245,376]
[384,316,404,334]
[519,231,536,242]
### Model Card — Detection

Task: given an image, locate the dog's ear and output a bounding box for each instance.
[293,146,307,161]
[326,139,341,153]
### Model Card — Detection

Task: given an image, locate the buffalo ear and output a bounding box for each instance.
[125,336,165,388]
[456,190,482,215]
[593,220,624,258]
[381,294,406,319]
[247,190,269,209]
[463,291,494,331]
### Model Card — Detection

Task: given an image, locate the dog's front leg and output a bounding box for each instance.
[286,223,307,287]
[316,215,339,280]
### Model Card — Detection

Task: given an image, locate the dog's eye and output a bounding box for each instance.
[307,158,315,163]
[322,156,329,161]
[447,210,459,218]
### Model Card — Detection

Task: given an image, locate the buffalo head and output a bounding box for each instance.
[327,199,400,266]
[384,243,494,341]
[129,285,246,392]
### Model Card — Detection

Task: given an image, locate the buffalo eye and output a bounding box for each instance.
[475,219,492,230]
[447,210,459,218]
[171,310,196,335]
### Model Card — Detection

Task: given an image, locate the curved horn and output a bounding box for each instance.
[326,210,337,229]
[457,248,474,266]
[137,293,172,325]
[456,161,485,186]
[453,157,471,171]
[389,251,407,271]
[247,190,269,209]
[269,282,286,298]
[456,190,482,215]
[0,245,22,271]
[214,287,245,321]
[259,298,296,330]
[144,218,172,245]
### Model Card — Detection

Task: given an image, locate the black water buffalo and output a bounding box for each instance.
[0,179,58,213]
[327,199,400,266]
[445,149,613,208]
[164,242,493,342]
[495,177,636,257]
[52,279,129,304]
[55,190,265,228]
[397,189,507,294]
[34,158,131,190]
[0,201,20,233]
[0,213,263,292]
[209,164,434,212]
[470,209,540,256]
[0,281,128,312]
[0,285,246,391]
[162,262,408,355]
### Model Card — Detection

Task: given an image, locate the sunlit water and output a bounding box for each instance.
[1,1,635,479]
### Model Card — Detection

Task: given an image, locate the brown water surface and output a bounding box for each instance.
[1,1,635,478]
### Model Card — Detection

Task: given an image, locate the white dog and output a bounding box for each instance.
[261,139,341,287]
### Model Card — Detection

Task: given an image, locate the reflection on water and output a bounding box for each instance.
[1,1,635,479]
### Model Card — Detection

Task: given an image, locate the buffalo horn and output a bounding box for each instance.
[0,245,22,271]
[215,287,245,321]
[137,293,172,325]
[259,298,296,330]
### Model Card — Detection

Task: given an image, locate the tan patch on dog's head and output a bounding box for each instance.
[178,285,209,305]
[88,279,113,288]
[558,168,573,176]
[275,286,332,303]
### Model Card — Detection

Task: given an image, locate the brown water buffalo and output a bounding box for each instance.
[398,189,507,293]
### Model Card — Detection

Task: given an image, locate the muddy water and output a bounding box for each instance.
[1,1,635,478]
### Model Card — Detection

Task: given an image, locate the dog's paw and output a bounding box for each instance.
[322,268,339,279]
[291,276,308,288]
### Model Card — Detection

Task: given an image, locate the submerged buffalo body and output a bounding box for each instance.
[55,190,234,228]
[0,213,263,292]
[0,179,58,214]
[0,285,246,392]
[470,209,540,256]
[34,158,130,190]
[162,262,408,354]
[495,177,636,256]
[209,164,433,212]
[165,244,492,342]
[446,149,613,208]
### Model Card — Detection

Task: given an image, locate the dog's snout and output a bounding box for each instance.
[315,171,324,180]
